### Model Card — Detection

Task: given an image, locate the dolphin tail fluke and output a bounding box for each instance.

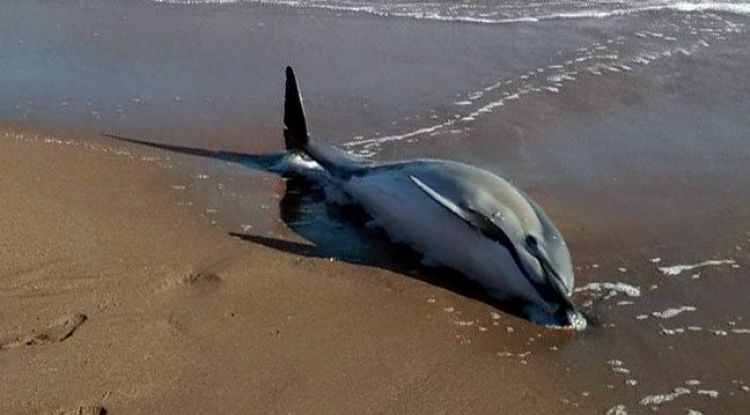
[284,66,309,151]
[282,66,369,179]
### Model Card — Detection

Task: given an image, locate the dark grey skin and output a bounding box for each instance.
[283,67,583,328]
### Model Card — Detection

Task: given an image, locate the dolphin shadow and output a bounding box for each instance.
[103,133,533,321]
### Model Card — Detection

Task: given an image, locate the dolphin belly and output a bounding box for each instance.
[343,168,539,304]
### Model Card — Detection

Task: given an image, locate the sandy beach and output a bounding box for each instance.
[0,129,584,413]
[2,0,750,413]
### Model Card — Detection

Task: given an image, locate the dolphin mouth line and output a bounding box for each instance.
[528,255,576,316]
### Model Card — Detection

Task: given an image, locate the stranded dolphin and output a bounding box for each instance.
[104,67,584,328]
[282,67,583,328]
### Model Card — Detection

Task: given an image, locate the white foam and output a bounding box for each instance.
[607,359,637,385]
[613,367,630,374]
[697,389,719,398]
[617,300,634,306]
[639,387,691,406]
[153,1,750,25]
[651,305,697,319]
[527,307,588,331]
[661,327,686,335]
[574,282,641,297]
[658,259,736,276]
[341,118,456,153]
[606,404,628,415]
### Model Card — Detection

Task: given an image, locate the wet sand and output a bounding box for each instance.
[2,0,750,413]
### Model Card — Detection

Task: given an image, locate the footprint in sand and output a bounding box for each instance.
[157,272,223,294]
[183,272,222,289]
[55,405,106,415]
[0,313,87,350]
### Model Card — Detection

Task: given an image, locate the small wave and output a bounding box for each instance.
[153,1,750,23]
[342,10,740,156]
[152,0,746,158]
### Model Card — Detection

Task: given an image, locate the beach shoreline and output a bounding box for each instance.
[2,0,750,413]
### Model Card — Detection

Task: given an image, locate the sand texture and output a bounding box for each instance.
[2,0,750,413]
[0,131,580,414]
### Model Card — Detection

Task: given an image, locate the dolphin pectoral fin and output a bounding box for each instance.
[409,175,474,223]
[409,175,511,244]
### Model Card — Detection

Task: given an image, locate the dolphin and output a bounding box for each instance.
[104,67,584,328]
[282,67,584,328]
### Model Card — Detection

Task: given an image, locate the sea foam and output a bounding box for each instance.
[651,306,697,319]
[639,387,691,406]
[574,282,641,297]
[658,259,736,276]
[154,1,750,23]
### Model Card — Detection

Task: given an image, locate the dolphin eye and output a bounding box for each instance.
[526,235,539,249]
[525,235,539,251]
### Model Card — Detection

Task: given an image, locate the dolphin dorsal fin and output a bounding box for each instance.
[284,66,310,151]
